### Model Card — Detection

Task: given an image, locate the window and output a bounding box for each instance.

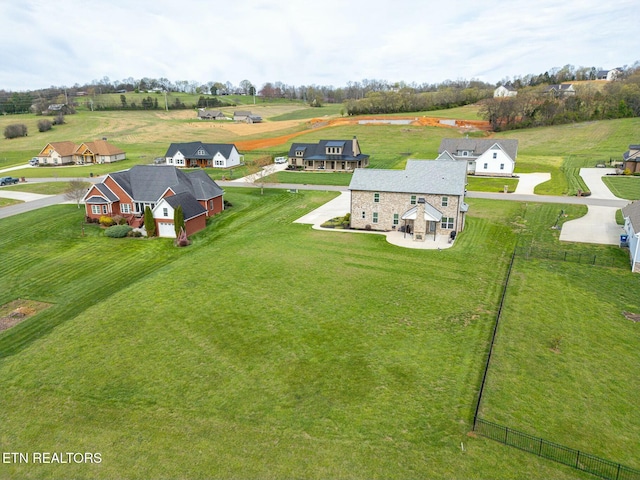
[462,151,468,156]
[361,211,366,219]
[500,163,505,170]
[393,213,399,226]
[483,163,488,169]
[121,204,131,214]
[102,205,107,214]
[197,148,206,155]
[296,150,304,157]
[492,152,497,159]
[410,195,417,205]
[163,208,168,217]
[209,200,213,209]
[441,217,454,229]
[372,212,378,224]
[373,192,380,203]
[168,158,174,164]
[441,196,448,207]
[91,205,101,215]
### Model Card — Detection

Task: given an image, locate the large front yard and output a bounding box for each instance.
[0,190,636,479]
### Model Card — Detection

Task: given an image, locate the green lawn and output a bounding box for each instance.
[0,197,22,207]
[602,175,640,200]
[0,191,602,479]
[2,181,91,195]
[467,177,519,193]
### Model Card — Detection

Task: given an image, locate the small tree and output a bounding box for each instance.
[64,179,88,208]
[144,206,156,237]
[37,119,52,132]
[52,113,65,125]
[173,205,184,237]
[4,123,28,139]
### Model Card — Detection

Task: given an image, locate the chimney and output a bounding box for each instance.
[352,136,360,156]
[413,198,427,241]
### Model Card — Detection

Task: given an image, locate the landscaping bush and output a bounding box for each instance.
[99,216,115,227]
[37,119,52,132]
[111,214,127,225]
[104,225,132,238]
[53,113,65,125]
[4,123,28,139]
[127,229,142,237]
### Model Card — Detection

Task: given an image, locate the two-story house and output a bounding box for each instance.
[438,138,518,176]
[164,142,243,169]
[349,160,468,242]
[288,137,370,171]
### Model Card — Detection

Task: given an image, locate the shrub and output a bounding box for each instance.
[37,119,52,132]
[53,113,65,125]
[99,216,115,227]
[127,229,142,237]
[4,123,28,139]
[104,225,132,238]
[224,200,233,208]
[111,214,127,225]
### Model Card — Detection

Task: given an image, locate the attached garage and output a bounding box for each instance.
[157,221,176,238]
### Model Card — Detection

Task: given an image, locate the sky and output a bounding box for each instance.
[1,0,638,92]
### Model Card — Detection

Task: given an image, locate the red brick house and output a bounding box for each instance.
[82,165,224,237]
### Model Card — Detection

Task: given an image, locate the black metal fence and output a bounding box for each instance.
[474,417,640,480]
[514,246,626,269]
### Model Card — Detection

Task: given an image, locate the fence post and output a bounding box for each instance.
[616,463,621,480]
[505,426,509,444]
[576,450,580,469]
[593,255,596,265]
[564,252,567,261]
[538,438,543,456]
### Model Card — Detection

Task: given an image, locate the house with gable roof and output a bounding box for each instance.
[543,84,576,97]
[288,137,370,171]
[438,138,518,176]
[493,85,517,97]
[82,165,224,237]
[37,141,78,165]
[164,142,243,168]
[73,139,126,164]
[349,160,468,242]
[197,109,227,120]
[233,111,262,123]
[622,201,640,273]
[622,144,640,173]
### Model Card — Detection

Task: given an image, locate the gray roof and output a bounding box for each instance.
[288,139,369,161]
[164,142,237,160]
[349,160,467,196]
[164,192,207,220]
[108,165,223,203]
[438,138,518,160]
[622,201,640,235]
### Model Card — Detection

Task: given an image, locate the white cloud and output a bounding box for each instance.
[1,0,638,91]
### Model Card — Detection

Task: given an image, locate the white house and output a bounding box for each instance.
[622,201,640,273]
[493,85,517,97]
[438,138,518,176]
[164,142,243,168]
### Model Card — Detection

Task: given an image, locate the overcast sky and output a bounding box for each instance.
[1,0,638,91]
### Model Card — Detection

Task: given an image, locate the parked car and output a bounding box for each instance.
[0,176,20,186]
[274,156,287,164]
[29,157,39,166]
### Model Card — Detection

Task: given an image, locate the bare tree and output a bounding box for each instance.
[64,179,89,208]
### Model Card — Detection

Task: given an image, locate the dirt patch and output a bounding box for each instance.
[623,311,640,323]
[0,299,53,332]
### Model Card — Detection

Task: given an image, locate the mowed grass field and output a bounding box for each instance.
[0,190,612,479]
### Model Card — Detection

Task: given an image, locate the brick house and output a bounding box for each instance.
[349,160,468,242]
[82,165,224,237]
[622,144,640,173]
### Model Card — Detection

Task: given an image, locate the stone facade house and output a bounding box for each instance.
[349,160,468,242]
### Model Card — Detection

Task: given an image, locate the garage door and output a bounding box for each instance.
[158,221,176,238]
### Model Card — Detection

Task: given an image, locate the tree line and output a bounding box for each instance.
[479,67,640,131]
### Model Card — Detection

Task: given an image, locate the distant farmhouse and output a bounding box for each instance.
[233,111,262,123]
[164,142,243,169]
[438,138,518,176]
[288,137,369,171]
[197,109,227,120]
[349,160,468,242]
[493,85,517,98]
[36,140,125,166]
[543,84,576,97]
[596,68,622,81]
[82,165,224,238]
[622,144,640,173]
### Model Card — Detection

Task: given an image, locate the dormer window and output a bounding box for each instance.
[296,150,304,157]
[326,146,342,155]
[196,148,206,156]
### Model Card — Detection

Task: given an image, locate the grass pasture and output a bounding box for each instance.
[0,190,620,479]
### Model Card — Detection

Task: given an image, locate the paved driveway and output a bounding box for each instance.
[559,168,627,245]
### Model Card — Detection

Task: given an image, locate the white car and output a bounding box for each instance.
[274,156,287,164]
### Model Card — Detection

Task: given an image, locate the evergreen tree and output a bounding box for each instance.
[173,205,184,237]
[144,206,156,237]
